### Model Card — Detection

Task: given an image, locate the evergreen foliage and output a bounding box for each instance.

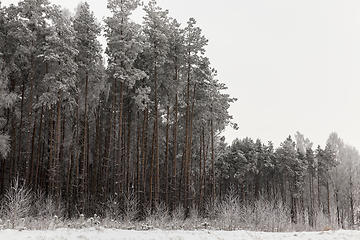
[0,0,359,230]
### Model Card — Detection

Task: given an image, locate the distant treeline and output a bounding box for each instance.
[218,132,360,228]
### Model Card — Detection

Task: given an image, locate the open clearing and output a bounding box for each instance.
[1,228,360,240]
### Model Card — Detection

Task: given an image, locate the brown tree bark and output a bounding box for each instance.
[165,94,170,209]
[172,93,178,209]
[28,107,38,188]
[116,81,124,195]
[126,108,132,196]
[136,111,141,198]
[34,105,44,190]
[211,105,215,201]
[26,51,35,183]
[81,72,89,213]
[154,64,160,205]
[141,108,149,205]
[18,78,25,179]
[105,77,117,196]
[54,92,62,198]
[150,121,156,208]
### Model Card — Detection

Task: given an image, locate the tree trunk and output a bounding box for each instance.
[182,58,191,210]
[142,108,149,205]
[116,81,124,195]
[187,83,197,208]
[55,92,62,198]
[326,181,330,217]
[34,105,44,190]
[48,106,54,196]
[317,173,321,209]
[105,77,117,196]
[93,106,101,207]
[81,71,89,213]
[198,131,203,209]
[126,108,132,196]
[150,121,156,208]
[172,94,178,209]
[10,102,16,183]
[18,77,25,179]
[211,105,215,201]
[75,84,80,201]
[29,107,38,188]
[165,94,170,209]
[349,175,354,226]
[154,64,160,205]
[335,190,340,227]
[136,111,141,199]
[26,51,35,183]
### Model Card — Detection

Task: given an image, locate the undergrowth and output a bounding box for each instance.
[0,180,342,232]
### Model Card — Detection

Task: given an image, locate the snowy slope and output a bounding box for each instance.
[1,228,360,240]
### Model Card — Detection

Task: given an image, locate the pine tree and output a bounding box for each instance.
[105,0,146,199]
[276,136,305,223]
[142,0,170,207]
[73,0,102,215]
[166,19,185,210]
[40,4,78,198]
[0,4,17,191]
[182,17,208,211]
[0,59,17,193]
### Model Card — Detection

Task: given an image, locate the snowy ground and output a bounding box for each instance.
[1,228,360,240]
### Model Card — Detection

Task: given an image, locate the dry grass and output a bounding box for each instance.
[0,181,348,232]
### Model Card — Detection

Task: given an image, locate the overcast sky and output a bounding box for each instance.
[2,0,360,151]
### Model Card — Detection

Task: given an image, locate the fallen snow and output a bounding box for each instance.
[1,228,360,240]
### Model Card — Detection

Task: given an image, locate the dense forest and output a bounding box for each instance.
[0,0,235,217]
[0,0,359,230]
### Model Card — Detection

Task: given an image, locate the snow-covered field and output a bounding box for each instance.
[1,228,360,240]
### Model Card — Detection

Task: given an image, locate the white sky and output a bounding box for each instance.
[2,0,360,151]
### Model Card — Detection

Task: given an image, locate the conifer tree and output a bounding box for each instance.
[182,17,208,210]
[73,0,103,214]
[166,19,185,210]
[105,0,146,198]
[141,0,170,207]
[0,3,18,192]
[0,58,17,194]
[40,4,77,198]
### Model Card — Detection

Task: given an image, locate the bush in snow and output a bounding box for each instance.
[3,178,32,229]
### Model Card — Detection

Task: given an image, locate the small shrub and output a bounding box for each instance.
[4,178,32,228]
[105,195,120,220]
[219,189,241,230]
[205,197,220,221]
[145,202,169,229]
[122,192,139,224]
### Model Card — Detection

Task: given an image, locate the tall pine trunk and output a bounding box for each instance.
[172,94,178,209]
[154,64,160,205]
[141,108,149,205]
[29,107,38,187]
[81,72,89,212]
[18,78,25,179]
[26,51,35,183]
[165,94,170,209]
[182,56,191,211]
[116,81,124,195]
[211,105,215,201]
[105,77,117,196]
[34,104,44,190]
